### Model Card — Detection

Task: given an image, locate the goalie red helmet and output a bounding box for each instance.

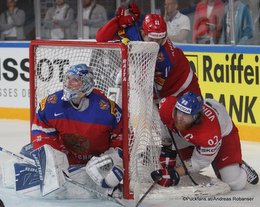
[142,14,167,39]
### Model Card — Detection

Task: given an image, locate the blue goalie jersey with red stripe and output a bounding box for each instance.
[31,89,123,164]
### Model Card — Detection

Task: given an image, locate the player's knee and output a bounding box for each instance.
[219,164,247,190]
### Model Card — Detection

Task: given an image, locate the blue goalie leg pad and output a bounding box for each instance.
[20,143,34,159]
[14,163,40,192]
[30,145,46,192]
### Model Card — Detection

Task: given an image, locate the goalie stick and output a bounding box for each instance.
[0,146,35,165]
[0,146,125,207]
[62,174,125,206]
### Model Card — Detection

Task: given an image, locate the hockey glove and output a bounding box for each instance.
[86,148,124,188]
[160,146,177,168]
[128,2,140,17]
[117,2,140,28]
[151,167,180,187]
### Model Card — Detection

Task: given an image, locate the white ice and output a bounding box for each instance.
[0,119,259,207]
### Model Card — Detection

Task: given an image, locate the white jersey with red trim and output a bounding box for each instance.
[159,97,233,172]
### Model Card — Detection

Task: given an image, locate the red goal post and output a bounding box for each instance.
[29,40,161,199]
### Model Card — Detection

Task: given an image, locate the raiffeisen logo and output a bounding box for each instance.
[202,54,259,85]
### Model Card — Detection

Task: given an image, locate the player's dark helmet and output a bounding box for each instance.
[142,14,167,39]
[62,64,95,101]
[175,92,203,120]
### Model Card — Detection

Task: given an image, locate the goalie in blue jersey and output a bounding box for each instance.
[2,64,124,198]
[32,63,122,166]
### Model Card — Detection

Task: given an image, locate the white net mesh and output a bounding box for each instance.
[34,46,122,104]
[31,41,162,198]
[127,43,162,184]
[31,40,231,200]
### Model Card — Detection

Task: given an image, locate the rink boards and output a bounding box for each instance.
[0,42,259,141]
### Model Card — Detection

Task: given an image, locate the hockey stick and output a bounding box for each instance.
[0,146,125,206]
[63,174,125,206]
[152,84,198,186]
[0,146,35,165]
[167,129,198,185]
[135,179,158,207]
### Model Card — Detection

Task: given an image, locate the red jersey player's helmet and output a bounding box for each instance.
[142,14,167,39]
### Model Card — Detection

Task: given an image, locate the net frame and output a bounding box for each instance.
[29,40,160,199]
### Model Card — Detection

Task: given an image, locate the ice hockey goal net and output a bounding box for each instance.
[29,40,162,199]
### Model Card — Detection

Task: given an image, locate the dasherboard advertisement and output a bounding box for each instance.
[0,43,29,119]
[0,43,259,141]
[184,50,259,141]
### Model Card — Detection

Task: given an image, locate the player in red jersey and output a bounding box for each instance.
[151,92,258,190]
[96,3,201,101]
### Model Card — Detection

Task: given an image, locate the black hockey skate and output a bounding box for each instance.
[242,160,259,185]
[0,199,5,207]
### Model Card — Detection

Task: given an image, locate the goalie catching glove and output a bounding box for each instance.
[86,147,123,188]
[151,167,180,187]
[117,2,140,28]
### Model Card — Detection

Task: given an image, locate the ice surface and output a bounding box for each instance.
[0,119,259,207]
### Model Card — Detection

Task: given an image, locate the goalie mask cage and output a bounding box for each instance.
[29,40,163,199]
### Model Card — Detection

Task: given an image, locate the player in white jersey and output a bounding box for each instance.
[151,92,259,190]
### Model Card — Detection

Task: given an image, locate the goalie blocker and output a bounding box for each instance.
[1,144,68,196]
[28,145,124,196]
[2,144,124,198]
